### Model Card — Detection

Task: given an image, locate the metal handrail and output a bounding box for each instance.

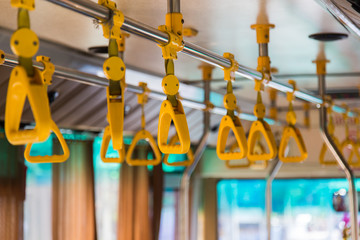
[45,0,357,117]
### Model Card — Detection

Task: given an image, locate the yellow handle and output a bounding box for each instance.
[224,143,250,168]
[163,134,194,166]
[278,126,308,163]
[106,86,124,150]
[158,100,190,154]
[5,66,52,145]
[341,139,360,167]
[100,125,125,163]
[247,120,277,161]
[225,159,251,169]
[126,130,162,166]
[217,115,248,160]
[24,121,69,163]
[319,136,340,166]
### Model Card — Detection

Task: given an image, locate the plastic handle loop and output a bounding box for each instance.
[319,137,340,166]
[342,139,360,167]
[224,143,250,169]
[247,120,277,161]
[250,159,268,170]
[100,125,125,163]
[249,142,268,170]
[279,126,308,163]
[340,104,360,167]
[163,134,194,166]
[158,99,190,154]
[126,130,162,166]
[217,115,248,160]
[106,87,124,150]
[5,66,52,145]
[24,120,69,163]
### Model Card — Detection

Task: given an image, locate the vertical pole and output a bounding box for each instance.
[265,159,282,240]
[167,0,180,13]
[318,74,358,239]
[179,70,211,240]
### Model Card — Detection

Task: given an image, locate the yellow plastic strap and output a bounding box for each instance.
[340,104,360,166]
[163,134,194,166]
[106,85,124,150]
[100,125,125,163]
[126,130,162,166]
[303,103,310,128]
[268,88,277,120]
[137,82,149,129]
[158,100,190,154]
[158,13,184,60]
[5,66,52,145]
[319,137,340,166]
[279,80,307,163]
[217,54,247,160]
[225,143,251,168]
[24,121,69,163]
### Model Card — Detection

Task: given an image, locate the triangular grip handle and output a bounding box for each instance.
[24,120,69,163]
[319,137,339,166]
[163,134,194,166]
[5,66,52,145]
[341,139,360,167]
[350,143,360,167]
[278,126,308,163]
[158,100,190,154]
[216,115,247,160]
[100,125,125,163]
[247,120,277,161]
[126,130,162,166]
[106,87,124,150]
[225,159,251,169]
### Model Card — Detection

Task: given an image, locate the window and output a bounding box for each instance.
[218,179,360,240]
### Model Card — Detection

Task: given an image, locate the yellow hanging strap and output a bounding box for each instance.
[98,0,126,151]
[126,82,162,166]
[278,80,307,163]
[6,2,69,163]
[247,22,277,162]
[303,103,311,128]
[340,105,360,167]
[163,134,194,166]
[157,12,190,154]
[24,56,69,163]
[216,53,247,161]
[5,1,51,145]
[319,97,339,165]
[268,88,277,120]
[354,110,360,164]
[163,64,213,166]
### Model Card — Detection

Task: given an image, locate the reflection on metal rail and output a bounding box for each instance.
[45,0,357,117]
